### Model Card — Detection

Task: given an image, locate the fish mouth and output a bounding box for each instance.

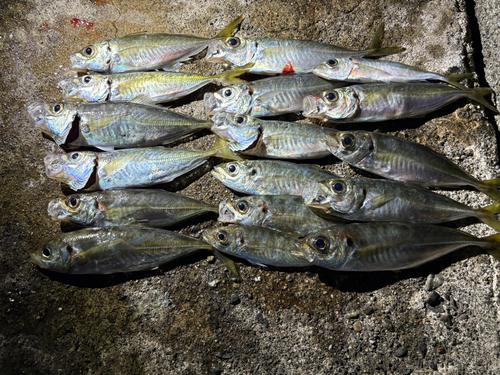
[320,134,340,154]
[26,101,47,128]
[205,41,227,63]
[69,53,89,72]
[218,201,236,223]
[204,92,221,115]
[58,78,81,100]
[47,199,68,220]
[210,165,225,182]
[30,253,45,268]
[302,95,322,118]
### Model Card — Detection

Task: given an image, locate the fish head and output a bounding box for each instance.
[212,161,263,193]
[205,36,257,66]
[70,41,111,72]
[303,87,359,121]
[203,226,246,256]
[48,194,100,226]
[204,85,252,115]
[302,228,350,268]
[44,151,97,191]
[27,101,78,145]
[312,57,354,81]
[218,196,269,226]
[304,178,365,215]
[321,131,373,165]
[211,113,261,152]
[32,237,73,273]
[58,74,109,102]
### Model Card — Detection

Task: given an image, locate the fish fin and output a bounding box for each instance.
[369,193,397,209]
[217,63,255,84]
[478,202,500,232]
[212,250,241,279]
[130,94,160,107]
[76,239,126,263]
[212,135,245,160]
[482,233,500,261]
[467,88,499,113]
[442,73,474,90]
[478,179,500,201]
[367,23,385,50]
[214,15,244,38]
[95,145,116,152]
[160,62,183,72]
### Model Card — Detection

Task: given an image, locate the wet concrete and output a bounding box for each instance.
[1,0,499,374]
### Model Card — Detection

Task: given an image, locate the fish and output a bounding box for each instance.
[321,130,500,201]
[211,112,337,159]
[205,22,404,74]
[300,222,500,271]
[32,226,213,274]
[69,16,243,73]
[48,189,218,227]
[58,66,248,103]
[211,160,338,196]
[303,177,500,231]
[312,57,473,89]
[27,98,212,150]
[44,136,241,191]
[218,195,343,236]
[303,83,498,122]
[204,73,344,117]
[203,225,312,268]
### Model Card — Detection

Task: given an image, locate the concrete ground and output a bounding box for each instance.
[1,0,499,374]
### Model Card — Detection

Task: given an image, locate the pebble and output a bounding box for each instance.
[437,347,446,354]
[429,362,438,371]
[215,352,232,360]
[426,291,441,307]
[363,306,374,315]
[230,295,240,305]
[383,321,395,332]
[425,274,444,291]
[395,347,408,358]
[347,312,359,319]
[353,321,363,332]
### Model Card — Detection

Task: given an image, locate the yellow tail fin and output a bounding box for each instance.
[478,202,500,232]
[215,63,255,85]
[211,135,244,160]
[483,233,500,262]
[214,15,244,38]
[469,88,499,113]
[478,179,500,201]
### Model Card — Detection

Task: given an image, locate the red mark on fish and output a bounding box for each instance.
[98,201,105,211]
[70,18,95,30]
[282,61,295,74]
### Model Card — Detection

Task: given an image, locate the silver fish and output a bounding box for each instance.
[219,195,342,236]
[211,160,338,196]
[69,16,243,73]
[44,136,239,191]
[204,73,343,117]
[313,57,472,89]
[321,130,500,201]
[205,23,404,74]
[301,222,500,271]
[303,177,500,231]
[303,83,498,122]
[32,227,213,274]
[203,225,311,268]
[27,99,212,150]
[48,189,218,227]
[211,112,336,159]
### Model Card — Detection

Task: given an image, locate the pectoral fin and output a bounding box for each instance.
[369,193,396,210]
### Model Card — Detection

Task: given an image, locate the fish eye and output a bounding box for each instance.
[313,236,330,252]
[71,152,80,160]
[53,103,63,113]
[68,197,79,208]
[223,88,234,98]
[227,164,239,175]
[327,59,338,67]
[84,46,94,56]
[331,181,346,194]
[324,92,338,102]
[235,115,245,124]
[340,134,355,149]
[226,37,241,48]
[236,200,249,214]
[83,76,92,84]
[215,230,229,244]
[42,247,51,258]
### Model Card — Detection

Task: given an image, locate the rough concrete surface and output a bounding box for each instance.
[1,0,499,374]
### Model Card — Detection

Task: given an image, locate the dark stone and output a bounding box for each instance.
[305,271,315,278]
[395,347,408,358]
[429,362,438,371]
[364,306,375,315]
[215,352,232,360]
[437,347,446,355]
[230,295,240,305]
[417,342,427,358]
[426,291,441,307]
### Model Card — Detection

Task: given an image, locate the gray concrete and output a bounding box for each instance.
[1,0,499,373]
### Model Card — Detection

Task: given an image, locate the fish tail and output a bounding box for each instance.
[214,15,244,38]
[478,202,500,232]
[363,46,406,58]
[478,179,500,201]
[212,250,241,279]
[216,63,255,84]
[367,23,385,50]
[467,87,499,113]
[211,135,244,160]
[444,73,474,90]
[482,233,500,262]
